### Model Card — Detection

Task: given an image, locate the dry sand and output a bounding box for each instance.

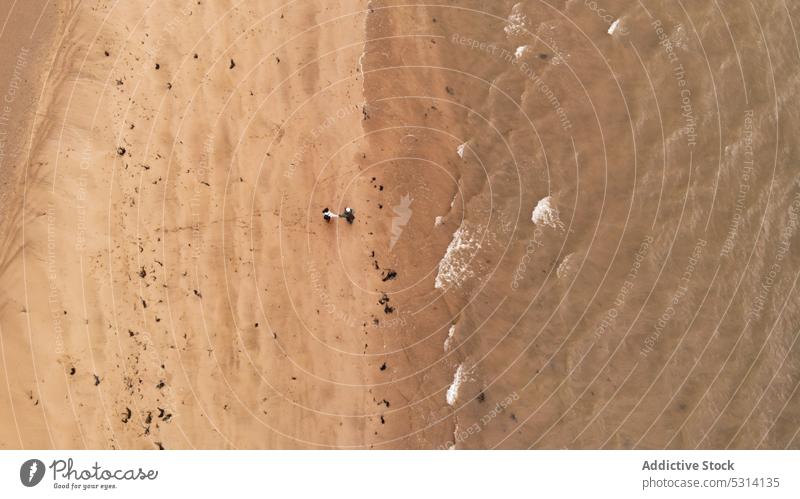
[0,0,431,449]
[1,0,799,449]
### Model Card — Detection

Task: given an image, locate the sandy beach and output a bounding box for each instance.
[1,0,799,449]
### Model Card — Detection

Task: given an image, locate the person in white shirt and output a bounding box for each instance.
[322,207,338,222]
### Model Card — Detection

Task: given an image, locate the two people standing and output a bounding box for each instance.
[323,207,355,224]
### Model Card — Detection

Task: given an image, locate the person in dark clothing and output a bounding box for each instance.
[341,207,355,224]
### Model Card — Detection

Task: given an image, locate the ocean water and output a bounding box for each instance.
[362,0,800,448]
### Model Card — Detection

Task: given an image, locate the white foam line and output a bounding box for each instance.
[446,363,466,406]
[434,224,479,290]
[444,324,456,351]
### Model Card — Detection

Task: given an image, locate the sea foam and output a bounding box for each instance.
[531,196,563,230]
[446,363,466,406]
[504,3,530,38]
[435,223,480,290]
[444,324,456,351]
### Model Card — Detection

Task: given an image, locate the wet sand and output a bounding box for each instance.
[0,0,799,449]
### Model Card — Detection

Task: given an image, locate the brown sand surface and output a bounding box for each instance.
[1,0,799,449]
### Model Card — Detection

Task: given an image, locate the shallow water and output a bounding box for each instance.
[363,0,800,448]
